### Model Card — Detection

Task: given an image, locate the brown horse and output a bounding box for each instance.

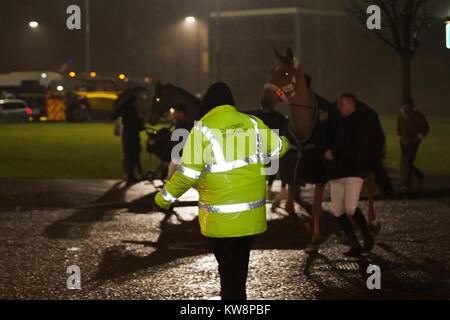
[149,80,200,125]
[261,47,324,252]
[261,47,386,253]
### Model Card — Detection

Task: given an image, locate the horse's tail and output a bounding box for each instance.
[375,163,394,199]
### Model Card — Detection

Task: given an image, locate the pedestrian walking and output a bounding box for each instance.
[154,82,289,300]
[397,97,429,190]
[325,93,374,257]
[112,91,145,184]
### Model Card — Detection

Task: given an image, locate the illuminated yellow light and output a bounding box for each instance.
[118,74,126,80]
[156,97,160,102]
[170,108,175,114]
[90,72,97,78]
[73,91,118,99]
[69,72,76,78]
[39,117,48,121]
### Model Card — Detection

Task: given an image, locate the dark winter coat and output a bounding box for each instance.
[397,108,429,144]
[328,108,370,180]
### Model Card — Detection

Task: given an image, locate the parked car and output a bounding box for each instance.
[65,78,120,122]
[0,99,37,122]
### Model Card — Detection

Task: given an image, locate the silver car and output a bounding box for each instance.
[0,99,34,122]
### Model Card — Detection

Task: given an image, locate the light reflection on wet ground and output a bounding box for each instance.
[0,179,449,299]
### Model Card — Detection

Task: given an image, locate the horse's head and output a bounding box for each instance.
[149,81,200,125]
[114,85,152,122]
[261,46,300,111]
[134,86,152,123]
[262,47,316,142]
[149,80,172,125]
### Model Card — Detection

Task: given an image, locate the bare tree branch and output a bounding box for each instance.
[342,0,436,56]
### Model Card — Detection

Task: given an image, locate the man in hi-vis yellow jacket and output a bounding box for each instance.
[154,82,289,300]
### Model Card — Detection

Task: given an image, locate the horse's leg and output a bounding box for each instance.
[366,172,381,235]
[271,185,285,211]
[266,174,275,201]
[286,184,308,233]
[312,184,325,242]
[266,184,273,201]
[285,184,296,217]
[305,184,324,254]
[295,184,302,203]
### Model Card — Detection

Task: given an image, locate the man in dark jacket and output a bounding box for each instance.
[397,97,429,190]
[325,93,374,257]
[112,92,144,183]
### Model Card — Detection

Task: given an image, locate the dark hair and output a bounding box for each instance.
[340,93,357,104]
[402,97,415,107]
[199,82,235,117]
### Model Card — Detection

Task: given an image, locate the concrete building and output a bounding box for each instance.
[206,4,450,116]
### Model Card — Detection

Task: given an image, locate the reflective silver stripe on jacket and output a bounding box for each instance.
[248,115,261,160]
[204,154,260,173]
[178,165,202,179]
[199,116,261,173]
[267,134,283,158]
[198,199,266,213]
[194,123,226,164]
[161,187,177,203]
[195,115,283,173]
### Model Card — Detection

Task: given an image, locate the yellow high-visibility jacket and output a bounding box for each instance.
[155,104,289,238]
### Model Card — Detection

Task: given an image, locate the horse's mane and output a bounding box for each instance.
[165,83,200,108]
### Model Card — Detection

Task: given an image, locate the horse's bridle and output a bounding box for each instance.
[264,64,316,111]
[263,82,296,105]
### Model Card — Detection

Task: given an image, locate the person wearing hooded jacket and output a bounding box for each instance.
[154,82,290,300]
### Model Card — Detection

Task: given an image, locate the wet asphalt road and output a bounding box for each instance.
[0,179,449,300]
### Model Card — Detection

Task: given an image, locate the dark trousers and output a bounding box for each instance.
[400,141,422,187]
[208,235,255,300]
[122,130,142,179]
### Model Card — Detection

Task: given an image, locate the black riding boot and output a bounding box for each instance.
[354,208,375,253]
[336,215,362,257]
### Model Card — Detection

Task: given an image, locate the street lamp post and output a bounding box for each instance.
[85,0,91,76]
[215,0,221,81]
[183,16,201,93]
[445,17,450,49]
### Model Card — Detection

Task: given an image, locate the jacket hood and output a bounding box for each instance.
[199,82,235,118]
